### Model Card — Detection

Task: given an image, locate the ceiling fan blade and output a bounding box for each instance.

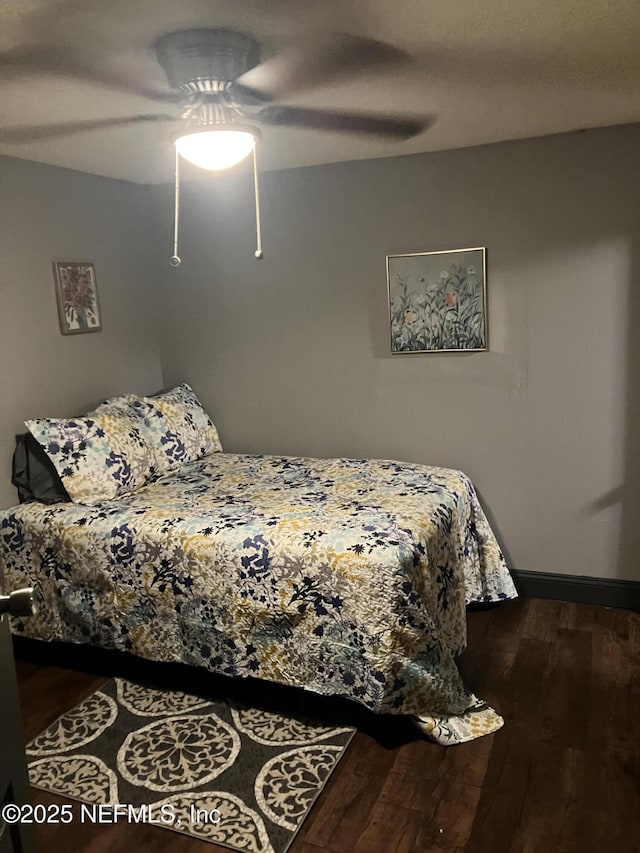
[235,33,409,100]
[258,106,431,139]
[0,46,180,103]
[0,114,176,144]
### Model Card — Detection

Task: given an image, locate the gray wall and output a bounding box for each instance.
[153,124,640,581]
[0,157,163,508]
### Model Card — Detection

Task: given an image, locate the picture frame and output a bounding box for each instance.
[53,262,102,335]
[386,247,487,353]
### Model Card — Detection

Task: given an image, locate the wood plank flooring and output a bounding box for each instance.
[13,598,640,853]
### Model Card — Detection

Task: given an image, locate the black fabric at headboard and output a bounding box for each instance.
[12,433,70,504]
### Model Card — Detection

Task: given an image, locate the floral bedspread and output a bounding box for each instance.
[0,453,516,720]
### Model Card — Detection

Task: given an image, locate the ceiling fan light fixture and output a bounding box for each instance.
[174,126,258,171]
[170,123,264,265]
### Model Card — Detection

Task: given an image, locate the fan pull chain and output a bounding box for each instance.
[170,148,182,267]
[253,145,263,260]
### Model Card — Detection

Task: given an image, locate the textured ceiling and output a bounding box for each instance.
[1,0,639,184]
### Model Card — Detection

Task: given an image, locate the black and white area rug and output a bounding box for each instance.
[26,678,355,853]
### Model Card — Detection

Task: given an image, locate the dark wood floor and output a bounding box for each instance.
[14,598,640,853]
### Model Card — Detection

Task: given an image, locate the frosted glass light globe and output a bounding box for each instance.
[174,129,256,171]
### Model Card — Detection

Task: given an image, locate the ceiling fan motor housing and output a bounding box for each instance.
[155,29,261,94]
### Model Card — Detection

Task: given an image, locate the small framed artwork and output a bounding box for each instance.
[53,262,102,335]
[386,247,487,353]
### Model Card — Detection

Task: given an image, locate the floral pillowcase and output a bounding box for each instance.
[118,384,222,478]
[25,408,152,506]
[102,384,222,479]
[26,384,221,505]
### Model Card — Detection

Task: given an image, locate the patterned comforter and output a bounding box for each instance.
[0,453,516,718]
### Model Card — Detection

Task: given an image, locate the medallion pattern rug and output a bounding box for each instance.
[26,678,355,852]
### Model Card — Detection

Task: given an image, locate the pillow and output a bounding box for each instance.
[123,383,222,477]
[12,432,70,504]
[25,408,153,505]
[97,393,137,410]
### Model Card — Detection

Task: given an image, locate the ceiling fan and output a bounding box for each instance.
[1,28,432,263]
[0,28,432,150]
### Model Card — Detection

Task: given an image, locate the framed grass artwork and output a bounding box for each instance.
[386,247,487,353]
[53,262,102,335]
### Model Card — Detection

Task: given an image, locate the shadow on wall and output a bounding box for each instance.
[474,485,515,573]
[587,232,640,582]
[619,233,640,580]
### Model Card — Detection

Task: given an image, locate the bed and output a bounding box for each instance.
[0,385,517,744]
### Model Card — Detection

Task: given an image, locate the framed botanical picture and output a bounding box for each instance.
[53,262,102,335]
[386,247,487,353]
